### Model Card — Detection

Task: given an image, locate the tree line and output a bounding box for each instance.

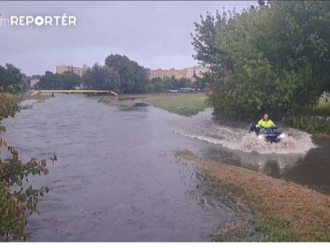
[1,56,207,94]
[82,54,148,94]
[191,0,330,121]
[0,63,29,93]
[149,77,192,93]
[37,71,82,90]
[35,54,206,94]
[83,54,207,93]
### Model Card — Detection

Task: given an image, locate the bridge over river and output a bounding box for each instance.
[31,89,118,96]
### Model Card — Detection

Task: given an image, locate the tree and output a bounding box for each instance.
[176,77,191,89]
[37,71,82,90]
[154,81,164,93]
[0,64,26,93]
[147,76,193,92]
[37,71,61,90]
[58,71,82,90]
[0,64,57,241]
[82,63,120,91]
[192,74,208,89]
[257,0,266,6]
[30,75,42,80]
[104,54,149,94]
[190,9,239,90]
[192,1,330,120]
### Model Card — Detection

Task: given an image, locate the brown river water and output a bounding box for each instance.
[2,94,330,241]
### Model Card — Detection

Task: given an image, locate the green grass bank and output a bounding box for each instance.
[3,93,52,110]
[98,91,330,137]
[99,92,209,116]
[175,150,330,242]
[5,93,51,104]
[285,94,330,136]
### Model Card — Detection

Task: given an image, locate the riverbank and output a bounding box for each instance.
[5,93,52,110]
[5,93,51,104]
[99,92,330,137]
[98,92,208,116]
[175,150,330,242]
[281,95,330,137]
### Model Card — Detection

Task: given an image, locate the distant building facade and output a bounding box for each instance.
[144,68,151,78]
[30,79,39,88]
[149,68,163,79]
[187,66,210,81]
[149,68,187,79]
[56,65,82,77]
[149,66,209,80]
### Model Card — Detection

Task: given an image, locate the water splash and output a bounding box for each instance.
[166,109,316,154]
[236,131,313,154]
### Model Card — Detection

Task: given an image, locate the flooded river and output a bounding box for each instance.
[2,94,330,241]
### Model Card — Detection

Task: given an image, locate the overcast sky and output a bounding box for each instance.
[0,1,255,76]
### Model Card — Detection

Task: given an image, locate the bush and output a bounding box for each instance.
[285,115,330,133]
[191,2,330,120]
[0,92,57,241]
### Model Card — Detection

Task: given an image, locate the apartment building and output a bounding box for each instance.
[30,79,39,88]
[56,65,82,77]
[149,66,209,80]
[187,66,210,80]
[149,68,163,78]
[144,68,151,78]
[149,68,187,79]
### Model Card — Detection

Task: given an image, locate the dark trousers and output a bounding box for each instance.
[250,125,261,132]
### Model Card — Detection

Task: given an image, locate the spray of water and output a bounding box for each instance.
[236,131,312,154]
[166,109,316,154]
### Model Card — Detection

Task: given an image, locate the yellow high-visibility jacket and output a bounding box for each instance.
[257,119,275,128]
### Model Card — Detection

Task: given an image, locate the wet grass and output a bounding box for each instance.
[286,116,330,135]
[4,93,50,104]
[315,93,330,116]
[174,150,330,242]
[216,218,300,242]
[3,93,50,111]
[145,93,208,116]
[286,93,330,136]
[99,93,208,116]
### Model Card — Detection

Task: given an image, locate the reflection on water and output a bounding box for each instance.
[199,146,306,177]
[2,94,330,242]
[168,108,316,154]
[167,108,330,194]
[1,95,234,242]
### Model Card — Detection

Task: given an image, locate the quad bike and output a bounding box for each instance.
[249,124,285,143]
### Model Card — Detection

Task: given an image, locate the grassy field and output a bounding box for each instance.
[318,93,330,108]
[4,93,51,104]
[285,93,330,136]
[175,150,330,242]
[314,93,330,116]
[3,93,51,110]
[99,92,209,116]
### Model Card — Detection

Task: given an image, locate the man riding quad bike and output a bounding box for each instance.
[249,114,285,143]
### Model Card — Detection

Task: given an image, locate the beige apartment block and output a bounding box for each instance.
[149,66,209,80]
[186,66,210,80]
[149,68,187,79]
[30,79,39,88]
[56,65,82,77]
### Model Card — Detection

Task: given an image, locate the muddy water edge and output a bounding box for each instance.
[2,94,330,241]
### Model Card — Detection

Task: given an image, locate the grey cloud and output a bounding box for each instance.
[0,1,255,75]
